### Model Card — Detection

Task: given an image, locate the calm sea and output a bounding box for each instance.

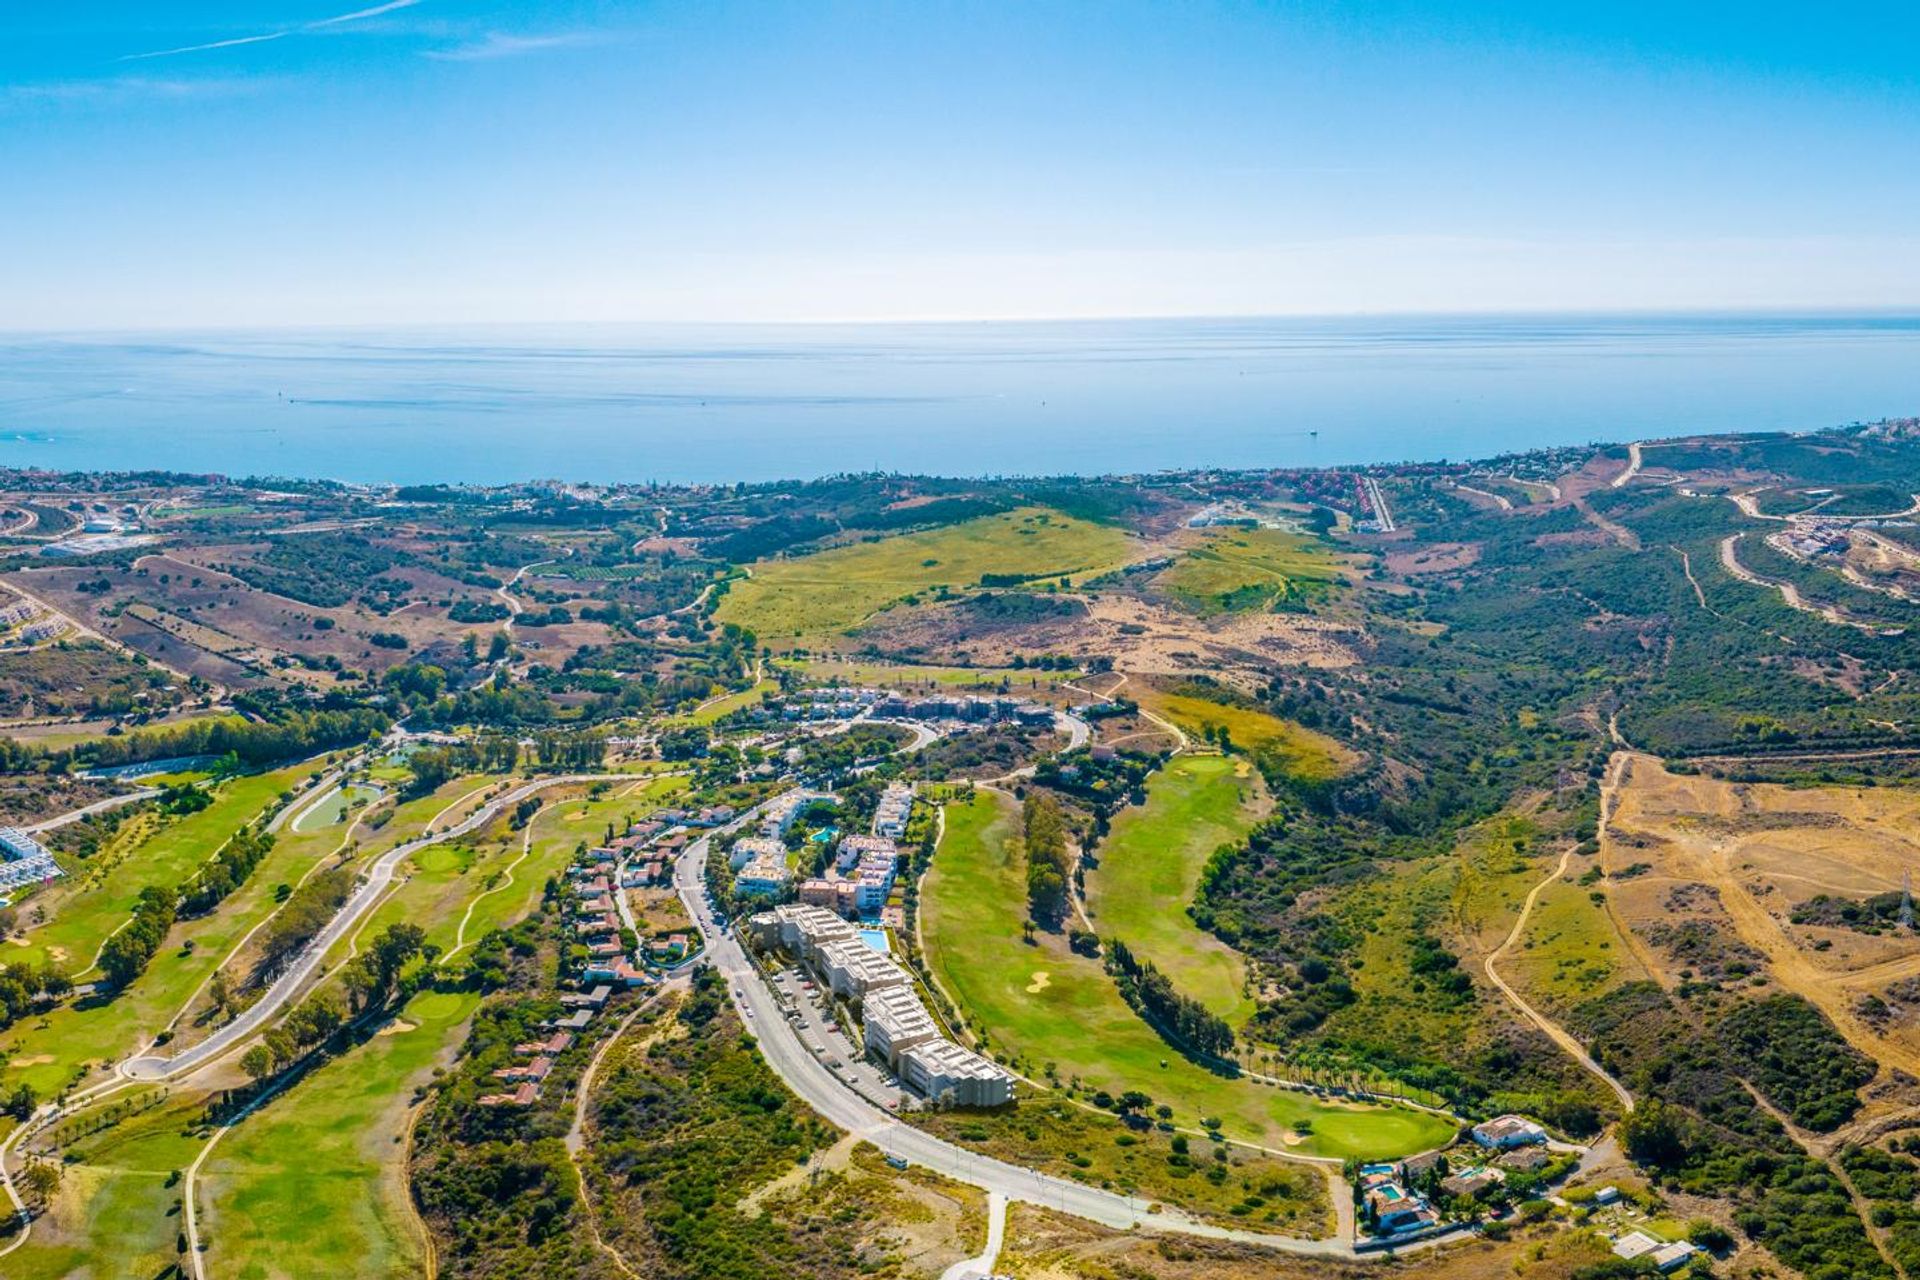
[2,314,1918,485]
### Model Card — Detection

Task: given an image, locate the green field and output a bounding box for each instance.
[922,791,1454,1161]
[1157,529,1347,614]
[1138,688,1357,783]
[714,507,1136,640]
[1083,755,1262,1023]
[200,988,479,1279]
[5,765,313,975]
[1,777,365,1098]
[672,678,777,726]
[1504,865,1644,1014]
[2,1093,208,1279]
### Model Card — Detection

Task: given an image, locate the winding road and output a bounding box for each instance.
[671,806,1367,1257]
[120,771,625,1081]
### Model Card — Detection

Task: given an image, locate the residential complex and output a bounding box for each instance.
[748,902,1013,1107]
[0,826,64,896]
[871,783,913,839]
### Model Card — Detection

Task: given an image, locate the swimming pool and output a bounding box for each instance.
[857,927,891,954]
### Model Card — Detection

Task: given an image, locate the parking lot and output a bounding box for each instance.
[769,967,909,1109]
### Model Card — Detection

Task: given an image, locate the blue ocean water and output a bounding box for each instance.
[1,314,1917,485]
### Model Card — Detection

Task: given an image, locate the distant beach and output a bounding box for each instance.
[2,313,1918,485]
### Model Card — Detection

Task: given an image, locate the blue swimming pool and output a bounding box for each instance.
[857,927,891,954]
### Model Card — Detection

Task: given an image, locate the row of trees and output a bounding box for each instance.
[179,825,275,917]
[1023,792,1072,924]
[1105,938,1236,1060]
[261,865,357,969]
[405,735,524,795]
[240,923,432,1083]
[98,886,178,988]
[75,707,388,771]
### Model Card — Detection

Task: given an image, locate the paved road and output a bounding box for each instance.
[669,813,1357,1256]
[21,788,159,834]
[120,772,622,1081]
[1057,710,1090,751]
[941,1191,1006,1280]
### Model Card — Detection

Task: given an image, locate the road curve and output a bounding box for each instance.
[120,772,626,1081]
[669,812,1358,1257]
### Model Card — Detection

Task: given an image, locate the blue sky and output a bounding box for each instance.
[3,2,1918,327]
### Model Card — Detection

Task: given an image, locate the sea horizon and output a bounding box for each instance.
[4,310,1918,487]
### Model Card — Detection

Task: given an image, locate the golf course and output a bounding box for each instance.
[921,787,1455,1161]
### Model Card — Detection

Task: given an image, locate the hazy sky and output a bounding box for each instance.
[4,2,1918,327]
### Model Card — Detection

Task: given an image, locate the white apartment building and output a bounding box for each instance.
[862,984,942,1067]
[814,937,912,998]
[729,835,788,871]
[899,1039,1015,1107]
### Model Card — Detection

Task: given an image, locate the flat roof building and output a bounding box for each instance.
[748,902,859,961]
[862,984,942,1068]
[729,835,788,871]
[735,851,792,899]
[898,1039,1014,1108]
[814,937,912,998]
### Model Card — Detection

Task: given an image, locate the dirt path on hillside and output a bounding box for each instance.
[1719,533,1902,634]
[1741,1081,1908,1280]
[1604,753,1920,1081]
[1571,497,1639,550]
[567,988,683,1280]
[1483,847,1635,1112]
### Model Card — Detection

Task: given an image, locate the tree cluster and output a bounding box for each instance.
[1105,938,1235,1060]
[98,886,178,988]
[179,825,275,917]
[1022,791,1071,924]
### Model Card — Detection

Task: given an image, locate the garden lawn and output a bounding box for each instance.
[715,507,1135,640]
[200,988,480,1280]
[1084,755,1262,1024]
[922,792,1453,1162]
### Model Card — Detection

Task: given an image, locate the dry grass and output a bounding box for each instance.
[1603,754,1920,1076]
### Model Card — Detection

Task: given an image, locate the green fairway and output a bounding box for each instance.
[1083,755,1262,1023]
[2,1093,208,1279]
[1157,528,1348,614]
[1,780,367,1098]
[922,791,1454,1161]
[714,506,1136,641]
[200,987,479,1280]
[5,765,313,976]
